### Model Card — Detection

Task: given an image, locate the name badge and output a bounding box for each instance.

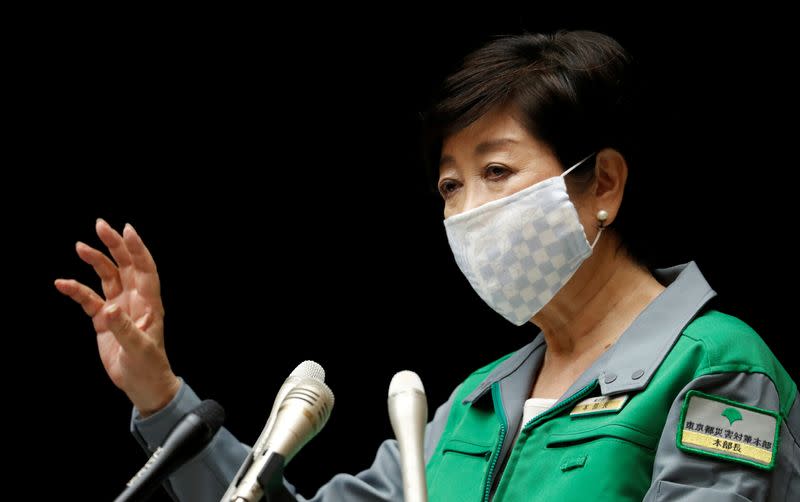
[570,394,629,418]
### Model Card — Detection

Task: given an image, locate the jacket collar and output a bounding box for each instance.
[463,261,716,406]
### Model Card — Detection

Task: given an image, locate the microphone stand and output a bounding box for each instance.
[260,454,294,502]
[231,452,296,502]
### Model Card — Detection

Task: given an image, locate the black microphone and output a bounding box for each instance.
[114,399,226,502]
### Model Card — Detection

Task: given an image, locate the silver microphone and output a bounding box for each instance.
[253,361,325,455]
[220,361,326,502]
[225,377,335,502]
[388,370,428,502]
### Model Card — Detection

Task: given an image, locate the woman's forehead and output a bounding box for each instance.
[440,111,547,166]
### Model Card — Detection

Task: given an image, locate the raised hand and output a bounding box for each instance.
[55,219,180,417]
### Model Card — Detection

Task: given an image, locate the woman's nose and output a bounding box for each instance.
[454,184,493,216]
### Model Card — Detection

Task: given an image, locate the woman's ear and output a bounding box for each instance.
[593,148,628,226]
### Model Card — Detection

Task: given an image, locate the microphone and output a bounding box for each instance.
[224,376,335,502]
[220,361,325,502]
[252,361,325,456]
[388,371,429,502]
[115,399,225,502]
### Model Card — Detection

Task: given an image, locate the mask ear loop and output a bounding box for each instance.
[590,228,604,249]
[561,152,596,177]
[563,152,602,248]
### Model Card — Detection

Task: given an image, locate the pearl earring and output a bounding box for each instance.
[597,209,609,228]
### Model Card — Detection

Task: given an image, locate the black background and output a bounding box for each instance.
[12,6,799,501]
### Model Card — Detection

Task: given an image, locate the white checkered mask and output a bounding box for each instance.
[444,154,600,325]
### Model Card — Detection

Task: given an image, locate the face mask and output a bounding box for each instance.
[444,154,601,326]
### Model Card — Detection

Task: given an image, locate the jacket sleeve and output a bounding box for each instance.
[643,371,800,501]
[130,379,457,501]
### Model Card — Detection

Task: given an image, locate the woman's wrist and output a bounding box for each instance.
[132,373,181,418]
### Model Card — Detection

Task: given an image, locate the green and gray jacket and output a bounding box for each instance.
[131,262,799,500]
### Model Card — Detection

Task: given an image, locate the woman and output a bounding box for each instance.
[55,31,798,501]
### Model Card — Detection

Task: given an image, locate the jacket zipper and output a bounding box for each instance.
[483,379,599,502]
[522,380,598,431]
[483,382,507,502]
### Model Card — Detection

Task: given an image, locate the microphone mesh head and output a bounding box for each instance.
[291,360,325,382]
[192,399,226,434]
[388,370,425,397]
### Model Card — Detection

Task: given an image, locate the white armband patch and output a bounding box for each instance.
[677,390,780,470]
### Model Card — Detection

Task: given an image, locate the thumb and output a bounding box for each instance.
[103,304,145,351]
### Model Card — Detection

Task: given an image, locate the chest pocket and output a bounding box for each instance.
[542,423,658,500]
[428,438,493,502]
[547,423,658,450]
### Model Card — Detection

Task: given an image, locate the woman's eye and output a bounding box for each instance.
[485,164,510,179]
[438,180,460,199]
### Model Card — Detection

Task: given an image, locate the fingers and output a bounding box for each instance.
[54,279,105,317]
[123,223,162,302]
[96,218,133,269]
[75,241,122,299]
[123,224,158,275]
[103,303,146,352]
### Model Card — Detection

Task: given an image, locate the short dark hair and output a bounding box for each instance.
[426,31,656,267]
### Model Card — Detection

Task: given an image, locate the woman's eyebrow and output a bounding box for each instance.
[474,137,519,155]
[440,137,520,166]
[440,154,455,167]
